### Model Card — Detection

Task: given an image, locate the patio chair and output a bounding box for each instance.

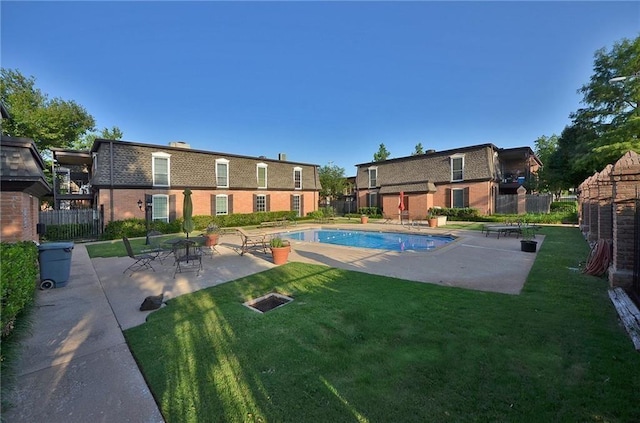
[122,236,156,275]
[172,240,203,278]
[236,228,268,256]
[141,230,173,264]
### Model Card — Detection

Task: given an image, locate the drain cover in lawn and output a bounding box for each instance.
[244,293,293,313]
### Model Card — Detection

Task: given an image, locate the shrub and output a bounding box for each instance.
[1,242,38,338]
[429,207,480,220]
[551,201,578,213]
[101,212,299,240]
[43,223,94,241]
[307,210,323,220]
[358,207,381,217]
[102,218,148,240]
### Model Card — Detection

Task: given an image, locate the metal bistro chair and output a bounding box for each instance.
[172,239,203,278]
[142,230,174,264]
[122,236,156,276]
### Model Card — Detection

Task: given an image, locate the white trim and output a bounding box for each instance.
[450,154,464,182]
[293,167,302,190]
[451,188,465,208]
[257,163,268,189]
[292,194,301,217]
[152,152,171,187]
[215,158,229,188]
[215,194,228,215]
[152,194,169,222]
[368,166,378,189]
[256,193,267,212]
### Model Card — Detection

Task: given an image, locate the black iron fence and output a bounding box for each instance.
[39,207,104,241]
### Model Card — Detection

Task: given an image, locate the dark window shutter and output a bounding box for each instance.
[290,195,294,210]
[211,194,216,216]
[169,194,177,221]
[228,194,233,214]
[266,194,271,212]
[464,187,470,207]
[445,189,451,208]
[300,195,304,216]
[253,194,257,212]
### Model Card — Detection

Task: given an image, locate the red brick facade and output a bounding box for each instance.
[90,139,321,224]
[355,144,535,217]
[0,191,40,242]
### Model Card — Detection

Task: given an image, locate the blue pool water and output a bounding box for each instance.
[277,229,455,252]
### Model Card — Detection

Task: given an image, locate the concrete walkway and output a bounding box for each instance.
[4,225,543,422]
[3,243,164,423]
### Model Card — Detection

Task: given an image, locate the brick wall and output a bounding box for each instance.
[1,191,39,242]
[578,151,639,288]
[100,188,317,224]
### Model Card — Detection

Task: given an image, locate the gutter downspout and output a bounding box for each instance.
[109,141,115,223]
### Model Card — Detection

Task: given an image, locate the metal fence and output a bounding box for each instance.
[495,194,552,214]
[39,208,103,241]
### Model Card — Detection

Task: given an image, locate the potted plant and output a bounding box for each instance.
[270,237,291,265]
[427,211,438,228]
[203,223,220,247]
[520,227,538,253]
[360,214,369,224]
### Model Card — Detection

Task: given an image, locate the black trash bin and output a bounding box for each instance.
[38,242,74,289]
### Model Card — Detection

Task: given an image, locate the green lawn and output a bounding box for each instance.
[124,227,640,422]
[86,234,183,258]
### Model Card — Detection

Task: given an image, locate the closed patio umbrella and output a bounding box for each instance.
[182,188,194,238]
[398,191,405,221]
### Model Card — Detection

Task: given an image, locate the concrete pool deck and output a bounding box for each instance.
[4,223,543,422]
[281,223,542,295]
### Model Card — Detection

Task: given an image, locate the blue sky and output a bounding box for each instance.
[2,1,638,175]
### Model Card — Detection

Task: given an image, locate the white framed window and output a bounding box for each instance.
[152,194,169,222]
[152,152,171,187]
[215,158,229,188]
[450,154,464,182]
[293,167,302,190]
[452,188,465,208]
[257,163,268,189]
[368,166,378,188]
[256,194,267,212]
[292,194,301,217]
[215,194,228,215]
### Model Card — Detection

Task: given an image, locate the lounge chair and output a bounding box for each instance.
[123,236,156,275]
[236,228,268,255]
[172,239,203,278]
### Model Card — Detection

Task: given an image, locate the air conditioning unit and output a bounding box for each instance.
[169,141,190,149]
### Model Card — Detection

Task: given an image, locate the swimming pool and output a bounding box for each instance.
[277,229,455,252]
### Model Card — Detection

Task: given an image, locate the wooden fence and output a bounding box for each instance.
[39,208,103,241]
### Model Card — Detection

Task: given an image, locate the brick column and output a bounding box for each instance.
[597,165,613,242]
[516,185,526,214]
[578,180,589,235]
[587,173,599,243]
[609,151,640,289]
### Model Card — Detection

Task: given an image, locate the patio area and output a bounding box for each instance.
[92,223,543,330]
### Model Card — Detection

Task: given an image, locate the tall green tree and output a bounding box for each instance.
[318,163,346,201]
[412,143,424,155]
[1,68,96,153]
[570,36,640,174]
[534,134,560,193]
[373,143,390,161]
[72,126,124,150]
